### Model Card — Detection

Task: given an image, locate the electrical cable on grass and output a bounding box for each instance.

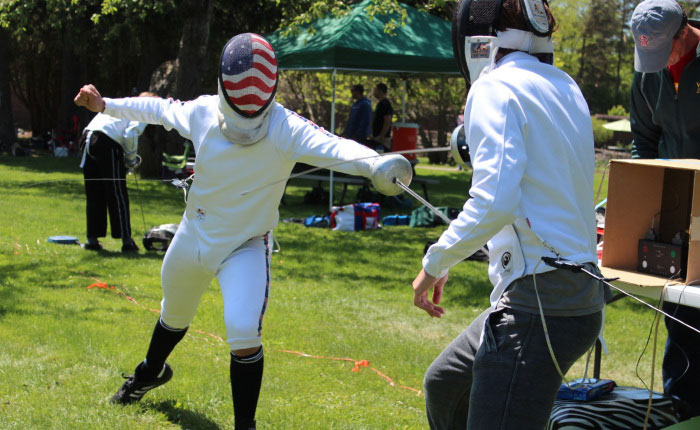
[85,277,422,395]
[634,303,659,393]
[643,283,666,430]
[640,279,696,430]
[632,271,681,393]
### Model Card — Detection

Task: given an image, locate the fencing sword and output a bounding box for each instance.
[394,178,452,224]
[394,177,490,257]
[542,257,700,336]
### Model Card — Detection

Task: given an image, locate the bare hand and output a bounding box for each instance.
[412,268,447,318]
[73,84,106,113]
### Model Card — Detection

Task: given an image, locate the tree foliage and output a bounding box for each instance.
[3,0,693,161]
[0,26,13,151]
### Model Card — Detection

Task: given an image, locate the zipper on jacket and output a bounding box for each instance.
[664,68,682,140]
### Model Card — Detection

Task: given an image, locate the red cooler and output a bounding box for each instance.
[392,123,419,160]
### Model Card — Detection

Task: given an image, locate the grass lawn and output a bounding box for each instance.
[0,156,663,429]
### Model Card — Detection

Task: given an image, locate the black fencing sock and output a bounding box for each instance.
[231,347,264,430]
[135,318,188,381]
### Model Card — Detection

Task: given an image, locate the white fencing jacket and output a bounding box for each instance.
[82,113,146,165]
[423,52,597,305]
[104,96,377,269]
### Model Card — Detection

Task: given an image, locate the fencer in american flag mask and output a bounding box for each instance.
[217,33,278,145]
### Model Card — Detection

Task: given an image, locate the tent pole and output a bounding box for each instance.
[402,78,407,123]
[330,69,337,212]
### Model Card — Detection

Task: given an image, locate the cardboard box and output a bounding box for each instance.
[601,159,700,287]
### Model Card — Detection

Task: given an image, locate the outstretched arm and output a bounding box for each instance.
[277,110,412,195]
[74,84,197,141]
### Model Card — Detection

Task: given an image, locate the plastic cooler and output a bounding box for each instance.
[392,123,419,160]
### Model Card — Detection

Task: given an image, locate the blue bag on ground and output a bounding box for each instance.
[304,215,331,228]
[382,215,411,226]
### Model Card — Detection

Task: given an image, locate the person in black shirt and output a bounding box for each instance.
[370,83,393,152]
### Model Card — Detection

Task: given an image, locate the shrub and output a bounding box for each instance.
[607,105,629,117]
[591,117,614,148]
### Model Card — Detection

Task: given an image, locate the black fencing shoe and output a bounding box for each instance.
[121,238,139,253]
[110,363,173,404]
[81,242,103,251]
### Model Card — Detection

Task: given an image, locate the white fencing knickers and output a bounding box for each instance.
[160,218,271,351]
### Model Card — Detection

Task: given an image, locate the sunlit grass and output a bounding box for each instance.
[0,155,664,429]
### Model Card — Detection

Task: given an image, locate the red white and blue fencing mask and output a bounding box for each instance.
[217,33,278,144]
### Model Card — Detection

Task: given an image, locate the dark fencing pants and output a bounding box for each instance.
[424,306,602,430]
[662,302,700,420]
[82,131,132,239]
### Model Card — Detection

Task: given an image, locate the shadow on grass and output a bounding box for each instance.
[146,400,222,430]
[79,248,168,261]
[0,254,162,322]
[0,154,82,175]
[0,261,39,318]
[0,156,185,216]
[6,176,186,215]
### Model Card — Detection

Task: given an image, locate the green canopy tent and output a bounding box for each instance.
[267,0,460,208]
[267,0,459,75]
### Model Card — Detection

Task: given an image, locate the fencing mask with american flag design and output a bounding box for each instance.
[219,33,278,118]
[216,33,277,144]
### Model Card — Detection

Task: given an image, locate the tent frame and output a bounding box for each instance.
[270,0,461,210]
[284,67,461,211]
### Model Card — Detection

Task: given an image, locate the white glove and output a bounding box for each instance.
[370,154,413,196]
[125,154,142,169]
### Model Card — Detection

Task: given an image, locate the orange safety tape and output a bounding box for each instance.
[86,278,422,396]
[278,350,421,395]
[87,280,160,313]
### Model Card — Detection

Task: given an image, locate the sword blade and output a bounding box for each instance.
[583,268,700,336]
[394,178,452,225]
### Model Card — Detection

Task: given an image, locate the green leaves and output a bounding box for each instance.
[364,0,407,36]
[553,0,638,113]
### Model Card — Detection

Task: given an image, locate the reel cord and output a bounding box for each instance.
[129,171,147,234]
[541,257,699,429]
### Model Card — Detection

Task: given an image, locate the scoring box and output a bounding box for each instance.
[601,159,700,286]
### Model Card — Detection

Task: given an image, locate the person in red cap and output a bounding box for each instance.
[630,0,700,421]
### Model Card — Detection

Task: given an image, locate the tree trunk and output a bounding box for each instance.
[172,0,214,100]
[577,36,587,83]
[20,47,60,137]
[139,0,213,178]
[137,20,175,94]
[57,30,85,147]
[0,28,15,152]
[137,125,166,178]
